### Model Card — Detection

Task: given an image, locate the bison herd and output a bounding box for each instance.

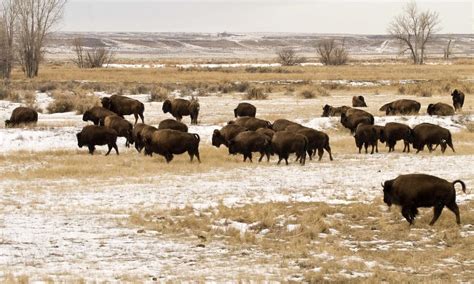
[3,89,469,226]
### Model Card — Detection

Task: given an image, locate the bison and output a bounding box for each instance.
[76,125,119,155]
[381,122,413,153]
[228,131,272,162]
[234,102,256,118]
[103,115,134,147]
[340,108,374,134]
[451,89,465,111]
[101,95,145,125]
[271,131,308,165]
[354,124,378,154]
[427,103,455,116]
[379,99,421,115]
[255,127,275,140]
[5,107,38,128]
[352,96,367,107]
[382,174,467,225]
[321,105,351,117]
[271,119,300,132]
[82,106,116,125]
[158,119,188,132]
[212,124,247,148]
[285,125,333,161]
[133,124,158,154]
[229,116,271,131]
[412,123,454,153]
[162,98,200,125]
[144,129,201,163]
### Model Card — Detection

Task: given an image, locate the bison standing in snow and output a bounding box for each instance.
[382,174,467,225]
[412,123,454,153]
[144,129,201,163]
[162,98,200,125]
[5,107,38,128]
[76,125,119,155]
[101,95,145,125]
[451,89,465,111]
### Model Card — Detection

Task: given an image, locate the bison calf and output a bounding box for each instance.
[383,174,467,225]
[76,125,119,155]
[5,107,38,128]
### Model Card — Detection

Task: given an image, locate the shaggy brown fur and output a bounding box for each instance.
[228,131,272,162]
[76,125,118,155]
[82,106,116,125]
[101,95,145,125]
[427,103,455,116]
[158,119,188,132]
[144,129,201,163]
[234,102,257,118]
[162,98,200,125]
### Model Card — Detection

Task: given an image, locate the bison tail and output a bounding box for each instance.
[193,133,201,142]
[452,180,466,193]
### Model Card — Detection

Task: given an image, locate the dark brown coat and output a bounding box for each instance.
[352,96,367,107]
[412,123,454,153]
[285,125,333,161]
[427,103,455,116]
[5,107,38,128]
[82,106,116,125]
[321,105,351,117]
[212,124,248,148]
[144,129,201,163]
[158,119,188,132]
[451,89,465,111]
[133,124,158,155]
[76,125,118,155]
[255,127,275,140]
[380,99,421,115]
[271,119,300,132]
[340,108,374,134]
[382,174,466,225]
[103,115,134,147]
[234,102,257,118]
[162,98,200,125]
[354,124,378,154]
[230,116,271,131]
[271,131,308,165]
[228,131,272,162]
[381,122,413,153]
[101,95,145,125]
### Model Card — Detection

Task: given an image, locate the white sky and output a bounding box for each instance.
[61,0,473,34]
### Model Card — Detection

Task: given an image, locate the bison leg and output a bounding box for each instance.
[446,202,461,224]
[307,149,313,161]
[358,146,362,154]
[164,153,174,163]
[401,206,414,225]
[364,143,369,154]
[318,148,324,161]
[133,114,139,125]
[139,112,144,124]
[447,141,455,153]
[429,203,444,226]
[370,144,375,154]
[325,145,333,161]
[88,145,95,155]
[258,152,265,162]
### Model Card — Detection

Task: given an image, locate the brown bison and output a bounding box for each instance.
[158,119,188,132]
[82,106,116,125]
[321,105,351,117]
[144,129,201,163]
[285,125,333,161]
[234,102,257,118]
[103,115,134,147]
[133,123,158,154]
[379,99,421,115]
[228,131,272,162]
[382,174,467,225]
[212,124,247,148]
[412,123,454,153]
[271,118,300,132]
[271,131,308,165]
[255,127,275,140]
[451,89,465,111]
[427,103,455,116]
[340,108,374,134]
[76,125,119,155]
[381,122,413,153]
[162,98,200,125]
[373,125,385,153]
[101,95,145,125]
[5,107,38,128]
[229,116,271,131]
[354,124,378,154]
[352,96,367,107]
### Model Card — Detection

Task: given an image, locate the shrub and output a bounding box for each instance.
[418,87,433,97]
[244,87,268,100]
[315,86,330,97]
[316,39,349,66]
[276,48,306,66]
[149,87,169,102]
[398,85,406,95]
[47,90,100,114]
[0,84,11,100]
[131,85,151,95]
[299,89,316,99]
[38,82,58,93]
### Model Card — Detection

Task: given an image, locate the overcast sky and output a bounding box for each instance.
[61,1,473,34]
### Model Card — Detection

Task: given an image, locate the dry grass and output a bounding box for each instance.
[46,90,100,114]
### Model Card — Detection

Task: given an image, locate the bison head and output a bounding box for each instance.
[427,104,435,115]
[322,105,332,117]
[162,100,172,113]
[227,139,238,155]
[5,120,11,128]
[76,132,83,148]
[101,97,112,109]
[212,130,225,148]
[82,111,91,122]
[382,180,394,207]
[451,89,459,97]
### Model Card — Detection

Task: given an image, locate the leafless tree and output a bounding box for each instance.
[316,39,348,65]
[15,0,67,78]
[276,48,306,66]
[388,1,440,64]
[72,37,114,68]
[0,0,17,79]
[443,39,452,60]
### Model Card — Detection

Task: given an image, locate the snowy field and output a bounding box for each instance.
[1,92,473,281]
